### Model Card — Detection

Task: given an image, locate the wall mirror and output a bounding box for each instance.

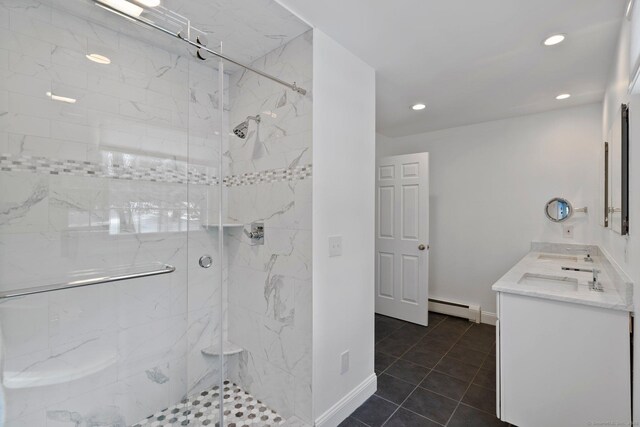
[607,103,630,235]
[545,197,573,222]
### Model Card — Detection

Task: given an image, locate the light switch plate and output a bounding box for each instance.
[563,225,574,239]
[329,235,342,257]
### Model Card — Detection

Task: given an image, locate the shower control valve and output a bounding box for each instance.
[248,229,263,239]
[244,222,265,245]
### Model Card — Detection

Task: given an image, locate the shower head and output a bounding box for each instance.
[233,115,261,139]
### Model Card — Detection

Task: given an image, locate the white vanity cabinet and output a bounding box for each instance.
[496,292,631,427]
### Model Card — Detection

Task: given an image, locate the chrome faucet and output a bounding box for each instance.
[561,267,603,292]
[565,247,594,262]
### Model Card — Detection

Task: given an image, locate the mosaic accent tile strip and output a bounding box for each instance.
[225,165,312,187]
[132,380,286,427]
[0,154,311,187]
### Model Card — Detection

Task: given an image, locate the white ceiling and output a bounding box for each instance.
[278,0,626,137]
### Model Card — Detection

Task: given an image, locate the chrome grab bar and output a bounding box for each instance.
[0,264,176,300]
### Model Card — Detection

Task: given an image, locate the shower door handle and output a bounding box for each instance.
[199,255,213,268]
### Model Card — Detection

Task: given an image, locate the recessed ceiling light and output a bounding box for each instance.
[96,0,143,17]
[134,0,160,6]
[412,103,426,111]
[86,53,111,64]
[46,92,77,104]
[543,34,566,46]
[555,93,571,100]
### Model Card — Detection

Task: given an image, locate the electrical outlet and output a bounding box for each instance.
[340,350,349,374]
[563,225,574,239]
[329,235,342,257]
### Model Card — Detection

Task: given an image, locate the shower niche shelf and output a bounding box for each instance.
[201,341,244,356]
[201,223,244,230]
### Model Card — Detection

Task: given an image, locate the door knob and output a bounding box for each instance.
[199,255,213,268]
[418,244,426,251]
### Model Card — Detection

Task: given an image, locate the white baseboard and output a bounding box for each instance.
[314,373,377,427]
[481,311,497,326]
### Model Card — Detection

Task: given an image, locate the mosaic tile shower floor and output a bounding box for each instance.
[132,380,286,427]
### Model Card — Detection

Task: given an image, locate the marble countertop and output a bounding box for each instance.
[491,243,633,312]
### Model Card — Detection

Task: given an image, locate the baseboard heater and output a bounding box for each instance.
[428,298,481,323]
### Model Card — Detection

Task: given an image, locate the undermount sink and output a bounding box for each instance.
[537,254,578,262]
[518,273,579,290]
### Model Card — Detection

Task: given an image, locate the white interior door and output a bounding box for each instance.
[375,153,429,325]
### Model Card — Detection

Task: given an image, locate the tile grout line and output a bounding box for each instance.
[372,315,449,427]
[378,378,428,426]
[442,338,498,426]
[463,344,500,416]
[380,387,447,427]
[379,315,448,359]
[378,316,465,427]
[385,317,496,426]
[361,317,423,425]
[428,320,475,427]
[394,405,446,426]
[371,316,499,427]
[405,318,476,424]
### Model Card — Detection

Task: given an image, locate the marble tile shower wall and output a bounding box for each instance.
[0,1,227,425]
[225,31,313,424]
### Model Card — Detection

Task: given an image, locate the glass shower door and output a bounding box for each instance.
[0,0,224,425]
[0,0,312,424]
[182,37,226,427]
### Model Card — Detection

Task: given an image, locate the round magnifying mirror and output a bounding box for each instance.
[545,197,573,222]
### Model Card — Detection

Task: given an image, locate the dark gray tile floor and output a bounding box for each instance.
[340,313,511,427]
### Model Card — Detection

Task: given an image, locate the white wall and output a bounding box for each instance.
[377,103,603,314]
[598,16,640,420]
[312,30,377,426]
